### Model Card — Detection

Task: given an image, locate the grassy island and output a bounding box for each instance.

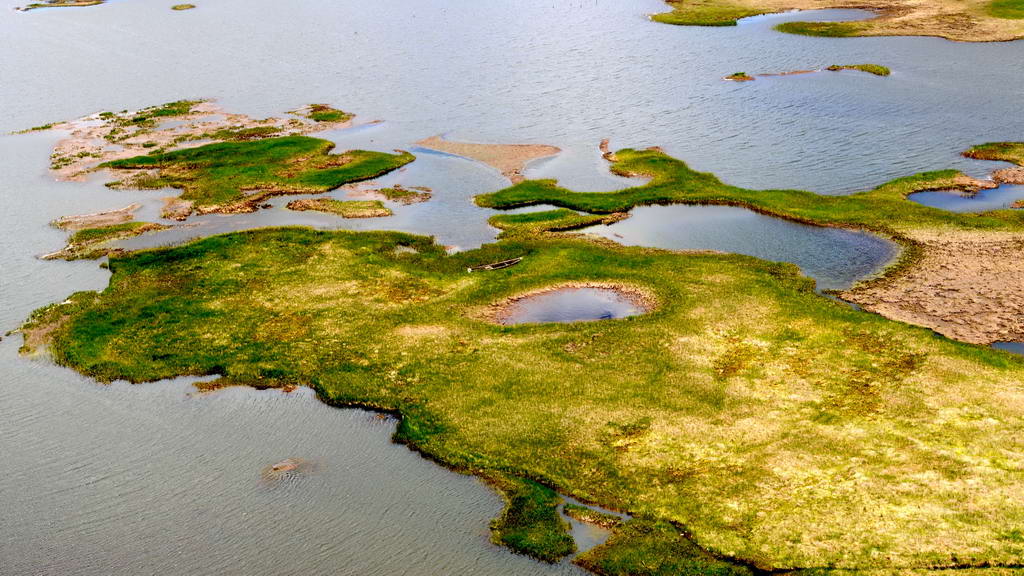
[21,224,1024,573]
[827,63,890,76]
[652,0,1024,42]
[102,136,413,215]
[724,72,754,82]
[286,198,392,218]
[291,104,353,124]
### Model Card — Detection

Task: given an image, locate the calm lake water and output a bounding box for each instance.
[2,0,1023,573]
[909,184,1024,213]
[582,204,898,290]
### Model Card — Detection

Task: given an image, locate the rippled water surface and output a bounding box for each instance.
[2,0,1023,573]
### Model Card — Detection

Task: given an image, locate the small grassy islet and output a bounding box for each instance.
[286,198,392,218]
[827,63,890,76]
[101,135,414,212]
[293,104,354,124]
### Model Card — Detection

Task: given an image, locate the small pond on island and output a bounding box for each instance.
[498,287,649,325]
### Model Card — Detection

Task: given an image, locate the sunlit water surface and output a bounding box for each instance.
[2,0,1024,573]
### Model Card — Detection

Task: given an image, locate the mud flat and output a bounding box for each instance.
[842,229,1024,344]
[52,204,141,231]
[416,136,560,183]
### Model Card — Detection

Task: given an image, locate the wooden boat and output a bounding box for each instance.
[467,257,522,272]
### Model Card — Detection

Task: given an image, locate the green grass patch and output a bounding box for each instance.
[489,208,611,237]
[652,0,767,26]
[488,475,576,562]
[575,519,753,576]
[964,142,1024,165]
[171,3,195,9]
[988,0,1024,18]
[286,198,392,218]
[475,146,1024,238]
[827,63,890,76]
[774,21,863,37]
[24,226,1024,570]
[724,72,753,81]
[295,104,353,124]
[100,135,413,208]
[563,503,623,529]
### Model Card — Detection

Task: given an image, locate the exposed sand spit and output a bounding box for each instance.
[53,204,140,231]
[416,135,560,183]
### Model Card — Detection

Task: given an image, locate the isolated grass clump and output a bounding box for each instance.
[375,185,432,204]
[774,21,863,37]
[294,104,353,123]
[101,135,413,208]
[23,224,1024,571]
[286,198,392,218]
[724,72,753,81]
[827,63,890,76]
[171,3,195,9]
